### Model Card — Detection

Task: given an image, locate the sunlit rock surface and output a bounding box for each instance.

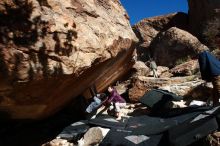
[0,0,138,119]
[133,12,188,61]
[152,27,209,68]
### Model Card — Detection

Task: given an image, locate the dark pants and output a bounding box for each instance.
[212,75,220,105]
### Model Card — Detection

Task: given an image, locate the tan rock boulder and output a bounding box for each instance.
[132,12,188,61]
[42,139,73,146]
[132,61,169,77]
[128,76,197,102]
[152,27,209,68]
[133,12,188,45]
[170,60,199,76]
[79,127,109,146]
[161,80,213,102]
[160,71,173,78]
[160,80,204,97]
[0,0,138,119]
[132,61,150,76]
[185,82,213,102]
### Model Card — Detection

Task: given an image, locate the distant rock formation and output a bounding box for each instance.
[188,0,220,49]
[127,4,215,103]
[0,0,137,119]
[152,27,208,68]
[132,12,188,61]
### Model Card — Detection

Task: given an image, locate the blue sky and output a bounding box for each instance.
[120,0,188,25]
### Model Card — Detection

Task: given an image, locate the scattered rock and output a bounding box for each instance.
[56,120,89,141]
[207,131,220,146]
[160,80,213,101]
[132,61,150,76]
[78,127,110,146]
[185,82,213,102]
[128,76,197,102]
[42,139,73,146]
[170,60,199,76]
[160,71,173,78]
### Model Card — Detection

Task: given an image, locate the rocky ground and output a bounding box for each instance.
[42,103,148,146]
[42,102,217,146]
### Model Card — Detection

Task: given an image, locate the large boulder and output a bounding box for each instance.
[188,0,220,49]
[0,0,138,119]
[132,12,188,61]
[128,76,197,102]
[152,27,209,68]
[132,61,150,76]
[133,12,188,45]
[161,80,213,102]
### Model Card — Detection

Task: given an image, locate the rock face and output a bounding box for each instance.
[152,27,209,68]
[161,80,213,102]
[188,0,220,49]
[128,76,197,102]
[133,12,188,61]
[0,0,137,119]
[132,61,150,77]
[169,60,199,76]
[133,12,188,45]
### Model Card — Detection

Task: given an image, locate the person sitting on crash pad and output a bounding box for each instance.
[198,51,220,106]
[85,93,107,113]
[106,86,126,119]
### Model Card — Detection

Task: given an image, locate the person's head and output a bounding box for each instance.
[98,93,106,101]
[108,86,114,93]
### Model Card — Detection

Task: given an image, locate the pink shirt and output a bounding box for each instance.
[107,89,126,103]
